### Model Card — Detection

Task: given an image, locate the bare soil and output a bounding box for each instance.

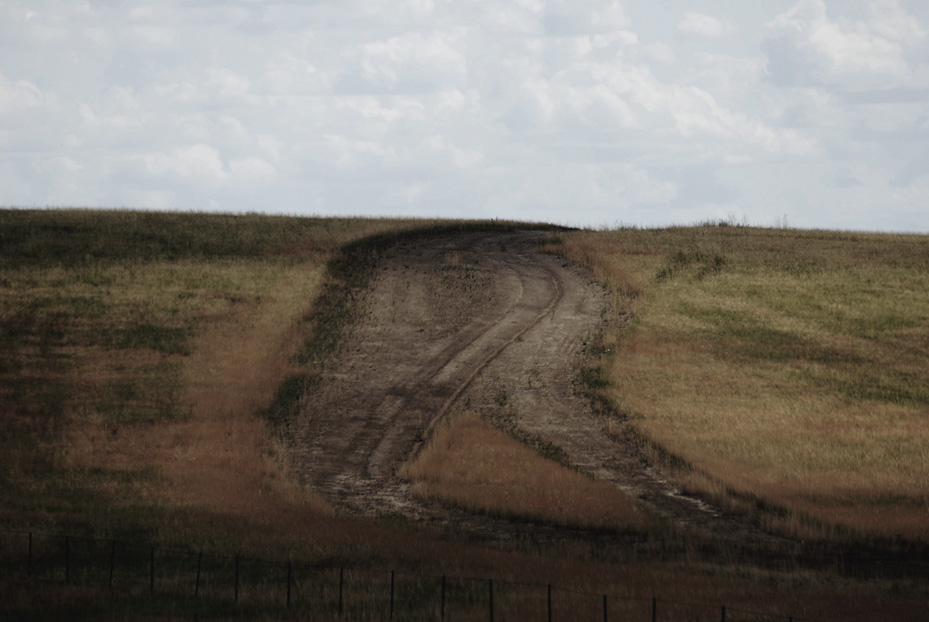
[285,231,797,555]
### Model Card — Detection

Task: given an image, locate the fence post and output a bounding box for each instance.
[234,555,240,602]
[65,536,70,585]
[390,570,395,620]
[286,561,292,608]
[108,540,116,590]
[488,579,494,622]
[547,584,552,622]
[195,552,202,597]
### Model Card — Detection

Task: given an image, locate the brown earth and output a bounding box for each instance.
[284,231,798,556]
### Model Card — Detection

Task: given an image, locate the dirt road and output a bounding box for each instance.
[287,232,595,516]
[286,231,795,554]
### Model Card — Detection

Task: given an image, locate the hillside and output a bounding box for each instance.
[2,209,928,620]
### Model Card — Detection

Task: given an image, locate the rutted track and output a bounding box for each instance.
[287,232,579,519]
[286,231,798,555]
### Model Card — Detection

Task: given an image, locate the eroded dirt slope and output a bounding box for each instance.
[287,232,596,516]
[285,231,796,554]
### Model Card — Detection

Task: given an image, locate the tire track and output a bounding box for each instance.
[425,244,565,440]
[278,231,929,575]
[287,231,799,558]
[289,232,569,513]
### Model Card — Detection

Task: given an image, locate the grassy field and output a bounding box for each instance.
[404,411,646,530]
[556,224,929,542]
[2,209,928,620]
[0,208,447,550]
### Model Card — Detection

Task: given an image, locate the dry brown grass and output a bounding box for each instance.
[555,226,929,541]
[405,411,646,530]
[61,262,335,541]
[0,210,449,548]
[0,210,579,556]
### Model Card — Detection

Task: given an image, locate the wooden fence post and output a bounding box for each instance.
[234,555,240,602]
[390,570,395,620]
[286,561,292,608]
[108,540,116,590]
[547,584,552,622]
[194,552,202,597]
[338,566,344,618]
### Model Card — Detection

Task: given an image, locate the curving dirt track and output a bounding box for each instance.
[286,231,797,554]
[288,231,598,518]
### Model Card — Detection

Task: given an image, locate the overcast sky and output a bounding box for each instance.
[2,1,927,231]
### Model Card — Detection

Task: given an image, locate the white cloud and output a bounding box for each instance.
[644,42,675,64]
[266,54,325,94]
[764,0,928,91]
[141,144,228,183]
[205,68,255,103]
[125,25,177,47]
[677,12,735,38]
[543,0,628,36]
[686,53,766,99]
[358,30,467,92]
[0,0,926,231]
[418,134,483,168]
[868,0,927,45]
[324,135,397,169]
[0,73,46,111]
[229,157,276,182]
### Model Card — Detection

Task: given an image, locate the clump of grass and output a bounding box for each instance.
[557,225,929,542]
[404,411,645,531]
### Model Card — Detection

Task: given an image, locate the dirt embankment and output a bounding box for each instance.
[285,231,797,555]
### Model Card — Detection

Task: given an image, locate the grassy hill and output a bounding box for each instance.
[556,225,929,543]
[2,208,928,620]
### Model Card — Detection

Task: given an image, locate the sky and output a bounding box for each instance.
[1,0,928,231]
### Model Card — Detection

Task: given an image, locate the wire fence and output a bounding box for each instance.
[0,527,859,621]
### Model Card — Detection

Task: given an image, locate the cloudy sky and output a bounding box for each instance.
[2,1,927,231]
